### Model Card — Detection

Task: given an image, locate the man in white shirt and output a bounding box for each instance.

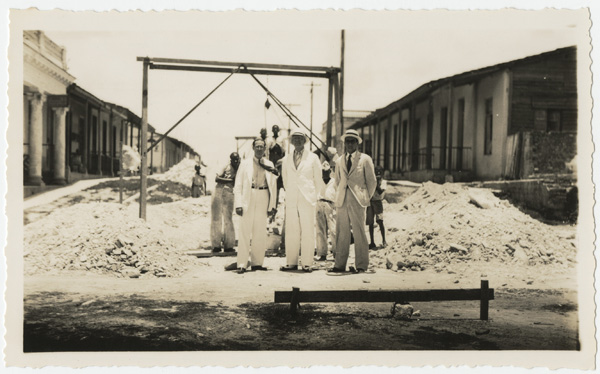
[233,138,278,274]
[280,128,325,272]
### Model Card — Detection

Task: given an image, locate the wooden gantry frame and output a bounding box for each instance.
[136,56,343,219]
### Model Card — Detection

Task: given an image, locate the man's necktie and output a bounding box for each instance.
[294,151,301,169]
[346,154,352,172]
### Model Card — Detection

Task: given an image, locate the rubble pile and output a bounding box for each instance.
[151,158,199,186]
[24,202,197,278]
[373,182,577,271]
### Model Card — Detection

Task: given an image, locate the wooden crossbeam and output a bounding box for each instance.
[149,63,330,78]
[137,56,339,73]
[274,280,494,320]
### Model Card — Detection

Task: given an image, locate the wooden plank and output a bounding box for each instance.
[150,63,330,79]
[137,56,339,73]
[187,250,237,258]
[274,288,495,303]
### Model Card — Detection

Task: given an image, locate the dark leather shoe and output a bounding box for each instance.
[236,267,246,274]
[302,266,313,273]
[212,247,222,253]
[279,265,298,271]
[251,265,268,271]
[315,255,327,261]
[356,268,366,273]
[223,248,235,253]
[224,262,237,271]
[327,267,344,273]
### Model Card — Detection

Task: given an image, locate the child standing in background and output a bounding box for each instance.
[367,166,387,249]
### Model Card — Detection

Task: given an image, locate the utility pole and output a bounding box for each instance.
[282,103,300,153]
[304,82,321,150]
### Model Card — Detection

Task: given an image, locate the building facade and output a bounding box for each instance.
[350,46,577,183]
[23,31,200,194]
[23,30,76,186]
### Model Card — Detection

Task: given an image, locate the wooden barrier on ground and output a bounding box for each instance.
[274,280,494,320]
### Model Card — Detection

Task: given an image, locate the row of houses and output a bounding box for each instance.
[23,30,199,194]
[339,46,577,183]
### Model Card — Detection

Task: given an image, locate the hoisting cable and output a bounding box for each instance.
[148,66,242,153]
[246,70,331,160]
[250,71,326,147]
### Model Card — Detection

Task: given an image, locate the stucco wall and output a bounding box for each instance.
[474,71,510,180]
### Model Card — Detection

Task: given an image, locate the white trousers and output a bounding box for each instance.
[237,189,269,268]
[285,196,315,267]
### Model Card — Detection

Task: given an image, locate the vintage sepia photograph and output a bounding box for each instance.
[3,5,596,370]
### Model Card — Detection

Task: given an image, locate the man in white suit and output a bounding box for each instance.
[329,129,377,273]
[280,129,325,272]
[233,138,278,274]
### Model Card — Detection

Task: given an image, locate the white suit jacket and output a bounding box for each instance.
[234,157,278,213]
[334,151,377,208]
[281,148,325,207]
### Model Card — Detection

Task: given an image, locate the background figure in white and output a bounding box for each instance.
[280,129,325,272]
[315,160,337,261]
[233,138,278,274]
[210,152,240,253]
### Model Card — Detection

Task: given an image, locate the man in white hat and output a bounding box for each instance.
[280,128,325,272]
[329,129,377,273]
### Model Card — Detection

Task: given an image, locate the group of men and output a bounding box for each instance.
[210,126,379,275]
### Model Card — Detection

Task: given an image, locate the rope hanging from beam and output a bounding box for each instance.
[246,70,330,155]
[147,66,241,153]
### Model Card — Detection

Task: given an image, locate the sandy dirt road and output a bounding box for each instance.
[22,175,580,351]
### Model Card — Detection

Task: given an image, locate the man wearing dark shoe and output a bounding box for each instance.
[234,138,278,273]
[331,129,377,274]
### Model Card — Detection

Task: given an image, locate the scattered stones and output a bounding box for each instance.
[370,182,576,270]
[24,202,197,278]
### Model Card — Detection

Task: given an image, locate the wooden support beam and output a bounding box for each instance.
[150,63,330,79]
[139,58,149,220]
[326,77,333,147]
[137,56,339,73]
[332,73,342,154]
[480,280,490,321]
[274,283,495,321]
[290,287,300,315]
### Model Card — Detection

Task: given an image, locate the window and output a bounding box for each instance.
[547,110,561,132]
[534,109,547,131]
[484,98,493,155]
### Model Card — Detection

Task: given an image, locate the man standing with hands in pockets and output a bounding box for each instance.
[329,129,377,274]
[280,128,324,272]
[233,138,278,274]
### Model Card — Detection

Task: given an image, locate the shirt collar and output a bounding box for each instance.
[294,148,304,155]
[347,151,356,158]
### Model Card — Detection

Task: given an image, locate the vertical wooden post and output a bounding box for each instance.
[480,280,489,321]
[139,58,149,220]
[447,82,454,173]
[326,76,333,147]
[290,287,300,315]
[340,29,345,133]
[332,73,342,155]
[119,141,124,204]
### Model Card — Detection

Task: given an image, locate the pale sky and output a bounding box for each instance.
[39,9,589,178]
